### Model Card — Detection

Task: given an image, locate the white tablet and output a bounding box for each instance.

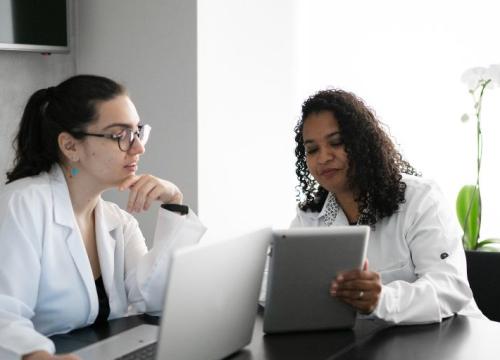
[263,226,370,334]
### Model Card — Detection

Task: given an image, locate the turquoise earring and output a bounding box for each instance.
[70,167,79,177]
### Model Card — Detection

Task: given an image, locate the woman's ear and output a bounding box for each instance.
[58,132,80,163]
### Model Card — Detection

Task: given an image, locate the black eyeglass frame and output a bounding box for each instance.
[72,124,151,152]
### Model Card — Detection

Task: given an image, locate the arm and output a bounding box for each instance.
[123,208,206,313]
[373,187,473,324]
[117,175,206,314]
[333,182,474,324]
[0,192,55,358]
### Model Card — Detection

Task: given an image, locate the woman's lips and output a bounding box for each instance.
[124,163,137,172]
[320,168,339,177]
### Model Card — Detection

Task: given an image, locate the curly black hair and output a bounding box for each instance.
[294,89,420,225]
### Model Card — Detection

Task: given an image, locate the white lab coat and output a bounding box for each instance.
[261,175,484,324]
[0,165,206,359]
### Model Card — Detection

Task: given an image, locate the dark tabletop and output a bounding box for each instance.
[52,313,500,360]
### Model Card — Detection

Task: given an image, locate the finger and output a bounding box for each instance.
[126,175,152,212]
[54,354,81,360]
[340,297,377,314]
[338,293,374,304]
[333,288,366,301]
[333,279,378,292]
[336,269,379,282]
[143,186,165,210]
[143,196,154,211]
[130,179,157,212]
[334,287,379,301]
[127,189,138,213]
[363,259,369,271]
[118,175,140,191]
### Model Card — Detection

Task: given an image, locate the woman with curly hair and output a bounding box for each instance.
[292,89,483,323]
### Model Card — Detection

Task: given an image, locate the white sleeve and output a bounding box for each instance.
[371,184,473,324]
[0,193,55,358]
[124,208,207,314]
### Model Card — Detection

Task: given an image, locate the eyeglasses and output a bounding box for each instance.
[74,124,151,152]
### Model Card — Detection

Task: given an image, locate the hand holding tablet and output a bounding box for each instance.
[331,259,382,314]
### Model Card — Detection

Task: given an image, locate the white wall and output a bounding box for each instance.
[0,1,13,41]
[3,0,499,244]
[0,0,76,187]
[199,0,500,241]
[76,0,198,243]
[296,0,500,239]
[198,0,298,239]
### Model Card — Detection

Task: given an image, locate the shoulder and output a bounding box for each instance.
[292,205,320,227]
[401,174,443,203]
[1,172,52,208]
[399,175,453,223]
[0,173,52,252]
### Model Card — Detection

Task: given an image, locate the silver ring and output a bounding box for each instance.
[358,291,364,299]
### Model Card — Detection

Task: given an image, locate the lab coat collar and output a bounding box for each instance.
[95,198,118,297]
[296,193,330,223]
[49,164,75,229]
[48,164,123,321]
[317,192,334,219]
[300,192,349,226]
[96,197,122,232]
[49,164,98,321]
[49,164,122,232]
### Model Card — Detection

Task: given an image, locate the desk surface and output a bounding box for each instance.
[52,314,500,360]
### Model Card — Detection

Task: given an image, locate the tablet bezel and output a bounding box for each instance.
[263,226,370,333]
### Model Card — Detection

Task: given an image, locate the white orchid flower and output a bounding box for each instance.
[461,66,489,90]
[488,64,500,86]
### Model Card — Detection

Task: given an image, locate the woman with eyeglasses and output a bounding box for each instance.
[286,89,484,324]
[0,75,206,360]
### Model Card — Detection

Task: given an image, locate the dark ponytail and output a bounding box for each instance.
[6,75,125,184]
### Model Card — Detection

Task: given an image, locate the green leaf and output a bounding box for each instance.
[456,185,481,250]
[477,239,500,247]
[475,245,500,252]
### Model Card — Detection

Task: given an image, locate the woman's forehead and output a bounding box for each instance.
[92,95,140,130]
[303,111,340,138]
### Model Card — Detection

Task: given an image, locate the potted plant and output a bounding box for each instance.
[457,64,500,321]
[457,64,500,250]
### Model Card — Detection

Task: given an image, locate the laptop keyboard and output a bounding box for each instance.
[115,342,157,360]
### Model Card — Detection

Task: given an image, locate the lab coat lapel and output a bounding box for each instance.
[94,198,121,296]
[50,165,98,322]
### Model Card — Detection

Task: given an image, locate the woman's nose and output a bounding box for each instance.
[318,147,334,164]
[129,136,146,155]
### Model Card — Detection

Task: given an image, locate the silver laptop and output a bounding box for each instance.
[263,226,369,333]
[74,227,272,360]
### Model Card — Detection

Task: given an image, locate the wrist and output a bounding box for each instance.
[161,191,183,205]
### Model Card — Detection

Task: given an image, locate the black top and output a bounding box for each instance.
[93,276,110,324]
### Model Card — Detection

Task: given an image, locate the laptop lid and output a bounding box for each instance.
[263,226,369,334]
[74,227,272,360]
[156,227,272,359]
